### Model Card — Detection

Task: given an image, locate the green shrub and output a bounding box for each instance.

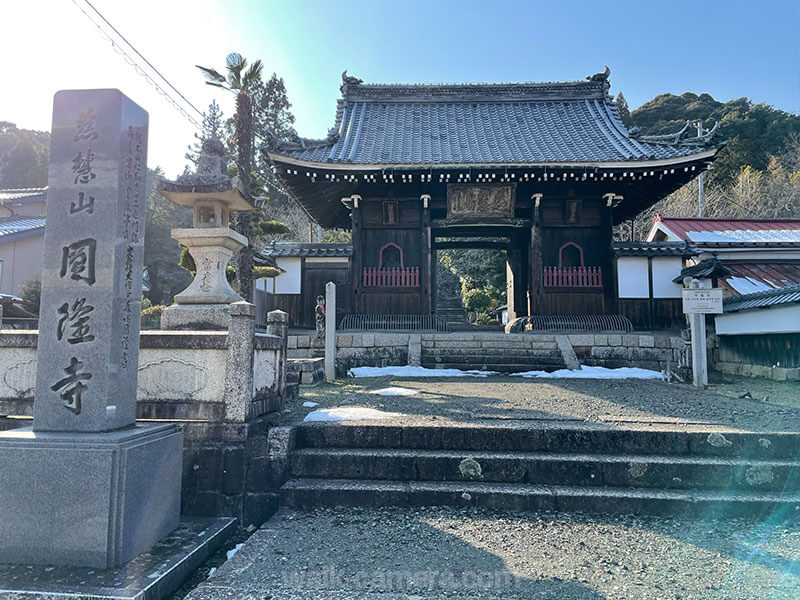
[18,273,41,313]
[141,304,166,328]
[463,288,492,312]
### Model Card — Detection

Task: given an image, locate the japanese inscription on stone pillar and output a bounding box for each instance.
[33,89,148,432]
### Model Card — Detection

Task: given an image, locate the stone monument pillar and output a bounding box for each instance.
[157,138,255,330]
[0,90,182,568]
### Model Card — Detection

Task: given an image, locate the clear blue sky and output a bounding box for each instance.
[2,0,798,177]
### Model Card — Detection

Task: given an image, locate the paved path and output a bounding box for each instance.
[294,375,800,432]
[183,507,800,600]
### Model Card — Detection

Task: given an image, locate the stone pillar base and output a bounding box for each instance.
[161,303,231,330]
[0,423,182,568]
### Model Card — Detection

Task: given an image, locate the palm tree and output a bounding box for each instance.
[196,53,263,301]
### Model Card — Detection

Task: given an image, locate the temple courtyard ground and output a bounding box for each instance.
[178,374,800,600]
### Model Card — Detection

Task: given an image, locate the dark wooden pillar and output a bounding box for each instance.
[529,193,543,315]
[507,231,529,321]
[421,194,432,315]
[349,195,363,313]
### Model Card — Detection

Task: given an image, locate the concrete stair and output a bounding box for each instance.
[420,333,566,373]
[280,422,800,517]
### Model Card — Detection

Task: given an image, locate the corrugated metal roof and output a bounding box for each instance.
[0,217,46,242]
[723,283,800,312]
[721,263,800,295]
[261,243,353,258]
[0,188,47,203]
[265,77,720,167]
[652,215,800,242]
[612,241,698,257]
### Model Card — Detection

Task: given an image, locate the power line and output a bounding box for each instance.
[71,0,203,130]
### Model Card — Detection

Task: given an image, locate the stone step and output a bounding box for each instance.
[419,362,565,373]
[421,341,559,350]
[287,357,325,385]
[422,347,559,356]
[295,423,800,459]
[290,448,800,492]
[280,478,800,518]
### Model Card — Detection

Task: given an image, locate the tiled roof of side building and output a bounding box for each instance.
[723,283,800,312]
[261,243,353,258]
[0,217,46,243]
[0,188,47,203]
[264,71,723,167]
[612,241,698,257]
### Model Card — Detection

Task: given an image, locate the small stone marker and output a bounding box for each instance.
[325,281,336,381]
[33,89,147,432]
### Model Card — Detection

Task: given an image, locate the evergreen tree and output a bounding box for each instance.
[615,92,633,128]
[0,132,41,188]
[185,100,225,168]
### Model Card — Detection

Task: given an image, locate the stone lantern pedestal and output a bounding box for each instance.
[157,138,255,330]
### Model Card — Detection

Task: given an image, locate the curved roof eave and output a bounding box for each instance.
[266,148,719,172]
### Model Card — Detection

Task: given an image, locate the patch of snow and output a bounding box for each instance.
[303,407,403,422]
[208,567,217,576]
[348,365,497,378]
[686,229,800,243]
[226,543,244,560]
[302,401,319,407]
[371,387,421,396]
[510,365,665,380]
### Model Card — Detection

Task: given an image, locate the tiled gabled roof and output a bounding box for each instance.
[261,243,353,258]
[0,188,47,203]
[723,283,800,312]
[265,73,721,167]
[0,217,46,243]
[612,241,698,257]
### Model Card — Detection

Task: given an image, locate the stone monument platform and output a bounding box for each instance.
[0,423,182,568]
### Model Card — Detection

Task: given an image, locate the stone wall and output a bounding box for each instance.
[0,308,292,530]
[286,331,688,376]
[289,333,417,376]
[711,334,800,381]
[568,333,690,375]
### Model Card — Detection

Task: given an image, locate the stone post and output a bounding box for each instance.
[0,89,182,569]
[266,309,288,409]
[325,281,336,381]
[225,300,256,421]
[686,278,709,388]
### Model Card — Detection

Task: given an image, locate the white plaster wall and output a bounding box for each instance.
[253,349,277,394]
[715,305,800,335]
[0,347,37,398]
[272,257,301,294]
[617,257,649,298]
[0,347,229,402]
[652,257,683,298]
[137,348,228,402]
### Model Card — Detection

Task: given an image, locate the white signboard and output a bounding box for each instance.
[682,288,723,314]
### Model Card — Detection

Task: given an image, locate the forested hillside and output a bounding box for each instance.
[0,122,50,188]
[611,92,800,240]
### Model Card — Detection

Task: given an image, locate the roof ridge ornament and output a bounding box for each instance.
[341,70,363,94]
[586,65,610,82]
[636,120,721,147]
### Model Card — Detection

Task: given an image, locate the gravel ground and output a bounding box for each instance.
[291,375,800,432]
[183,506,800,600]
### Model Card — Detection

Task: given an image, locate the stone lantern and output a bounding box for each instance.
[156,138,255,329]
